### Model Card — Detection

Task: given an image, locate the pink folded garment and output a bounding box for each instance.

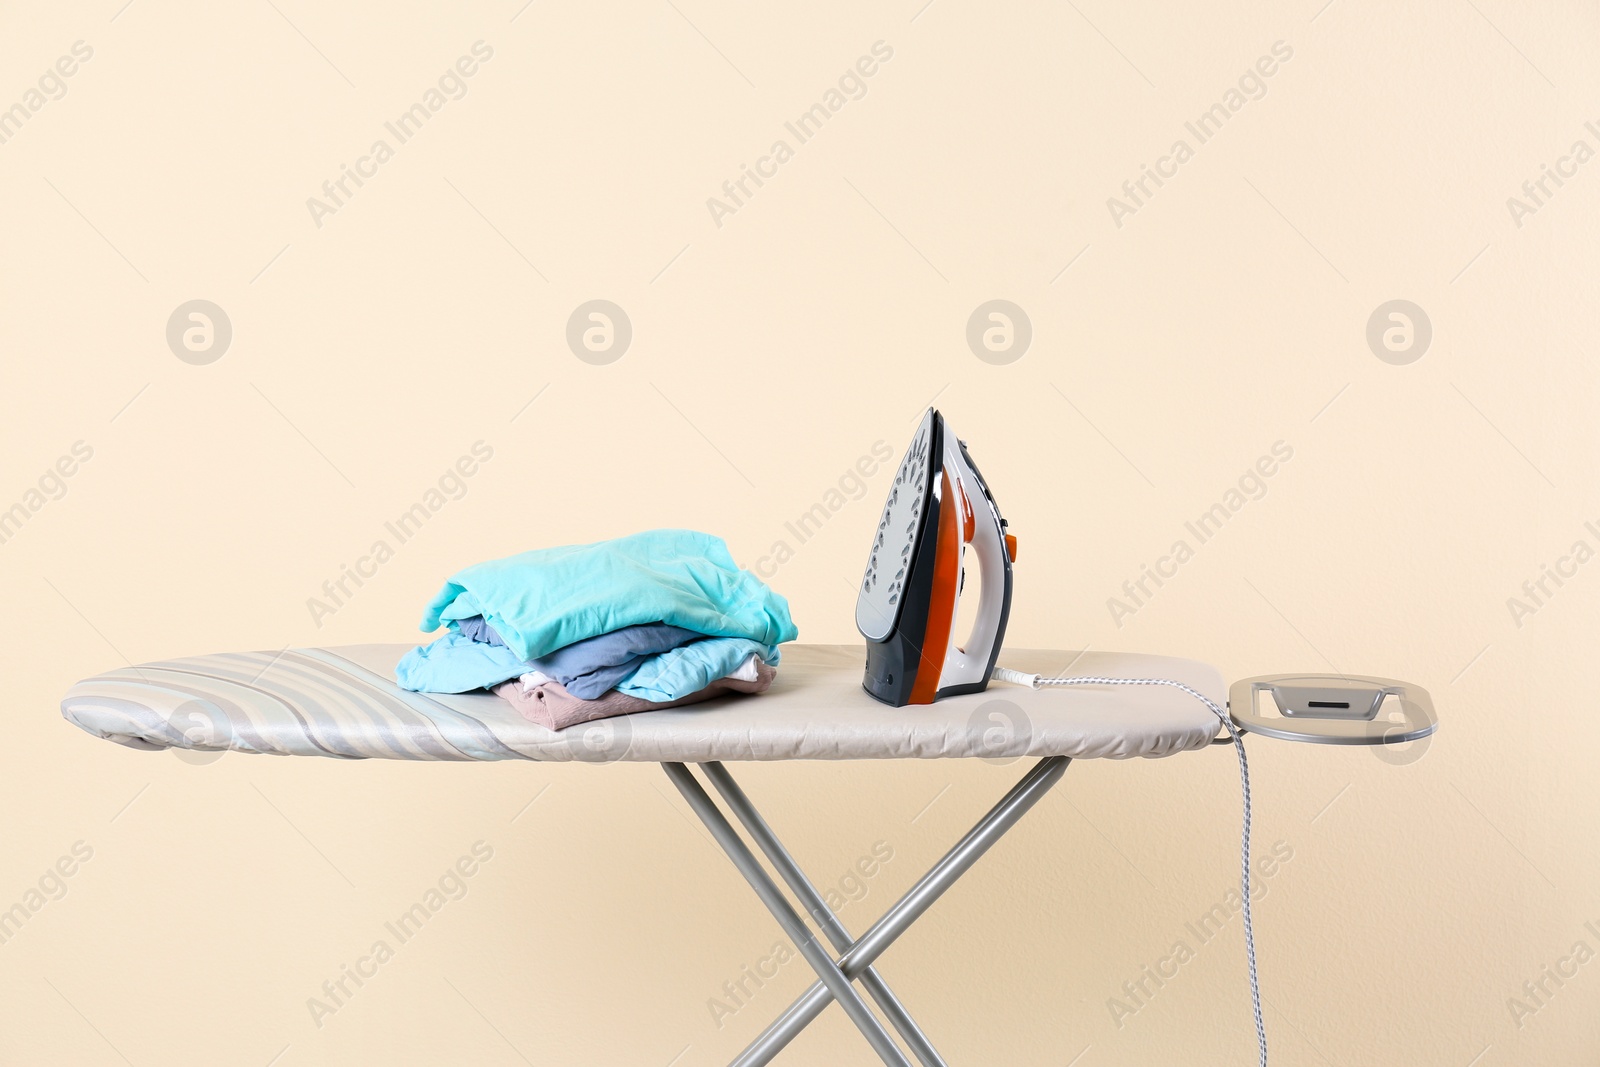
[494,659,776,731]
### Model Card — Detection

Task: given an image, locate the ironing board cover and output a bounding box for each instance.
[60,645,1223,763]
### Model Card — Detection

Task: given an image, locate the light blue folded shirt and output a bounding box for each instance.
[614,637,775,702]
[395,630,778,702]
[395,631,530,694]
[418,529,798,662]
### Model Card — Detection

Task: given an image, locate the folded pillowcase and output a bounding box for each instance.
[496,656,777,732]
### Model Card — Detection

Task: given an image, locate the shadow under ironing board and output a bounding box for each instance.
[59,643,1223,763]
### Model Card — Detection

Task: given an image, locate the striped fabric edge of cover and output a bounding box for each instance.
[60,648,529,762]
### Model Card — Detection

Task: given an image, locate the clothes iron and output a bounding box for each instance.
[856,408,1016,706]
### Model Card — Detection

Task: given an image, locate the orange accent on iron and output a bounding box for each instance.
[909,471,961,705]
[1005,533,1017,562]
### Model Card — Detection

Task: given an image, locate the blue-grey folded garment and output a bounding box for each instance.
[455,615,506,647]
[531,622,703,700]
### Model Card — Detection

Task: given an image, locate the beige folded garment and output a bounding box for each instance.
[494,659,776,731]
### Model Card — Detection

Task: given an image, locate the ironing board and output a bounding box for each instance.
[61,643,1224,1067]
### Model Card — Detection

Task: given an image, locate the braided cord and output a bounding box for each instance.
[995,668,1268,1066]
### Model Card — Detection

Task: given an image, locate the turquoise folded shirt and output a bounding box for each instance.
[399,529,797,701]
[419,529,797,661]
[395,631,531,694]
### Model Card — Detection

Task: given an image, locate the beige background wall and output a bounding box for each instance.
[2,0,1595,1063]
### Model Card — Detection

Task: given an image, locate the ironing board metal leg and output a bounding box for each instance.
[729,756,1071,1067]
[699,761,949,1067]
[661,762,915,1067]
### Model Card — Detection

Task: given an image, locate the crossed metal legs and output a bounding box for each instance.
[662,756,1071,1066]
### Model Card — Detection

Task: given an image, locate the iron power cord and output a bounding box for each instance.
[991,666,1268,1067]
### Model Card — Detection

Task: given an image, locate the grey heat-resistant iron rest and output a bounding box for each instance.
[1228,673,1438,746]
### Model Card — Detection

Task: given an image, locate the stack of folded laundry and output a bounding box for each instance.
[396,529,797,732]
